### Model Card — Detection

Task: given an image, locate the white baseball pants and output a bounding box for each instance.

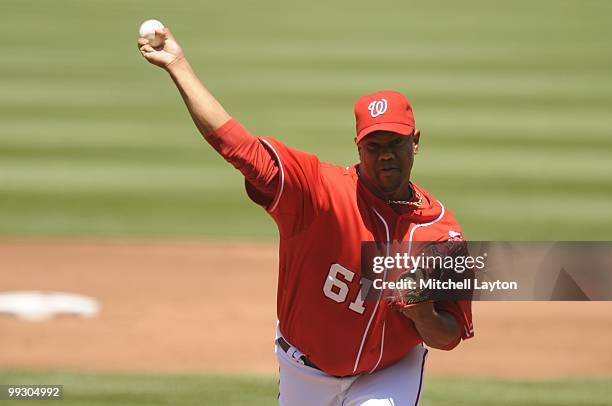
[275,339,428,406]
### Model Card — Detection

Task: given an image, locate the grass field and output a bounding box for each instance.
[1,1,611,404]
[0,371,611,406]
[1,0,611,240]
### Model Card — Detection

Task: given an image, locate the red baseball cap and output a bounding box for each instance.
[354,90,415,144]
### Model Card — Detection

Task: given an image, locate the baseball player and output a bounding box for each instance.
[138,28,473,405]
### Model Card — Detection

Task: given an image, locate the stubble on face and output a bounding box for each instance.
[358,131,416,200]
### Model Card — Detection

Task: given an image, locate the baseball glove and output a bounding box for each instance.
[387,240,472,309]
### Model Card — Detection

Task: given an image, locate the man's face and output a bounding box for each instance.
[357,130,419,194]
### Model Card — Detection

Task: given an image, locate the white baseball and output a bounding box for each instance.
[139,19,165,48]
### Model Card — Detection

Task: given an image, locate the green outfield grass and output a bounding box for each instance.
[0,371,610,405]
[1,0,611,240]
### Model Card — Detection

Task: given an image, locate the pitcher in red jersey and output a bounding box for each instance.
[139,28,473,405]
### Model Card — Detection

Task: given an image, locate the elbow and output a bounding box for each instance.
[428,309,462,351]
[423,320,462,351]
[437,335,461,351]
[424,334,461,351]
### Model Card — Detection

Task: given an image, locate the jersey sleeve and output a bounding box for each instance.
[205,118,279,200]
[206,119,325,237]
[434,208,474,349]
[245,137,326,237]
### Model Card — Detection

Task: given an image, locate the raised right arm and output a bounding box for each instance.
[137,27,278,199]
[138,28,228,135]
[167,57,231,136]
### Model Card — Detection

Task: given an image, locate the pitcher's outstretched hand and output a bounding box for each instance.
[137,28,184,69]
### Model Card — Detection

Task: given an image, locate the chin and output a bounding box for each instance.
[378,182,400,194]
[376,177,401,193]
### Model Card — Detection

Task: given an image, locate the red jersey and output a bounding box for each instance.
[209,119,474,377]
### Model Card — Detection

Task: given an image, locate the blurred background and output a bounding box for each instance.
[1,0,611,405]
[1,0,611,240]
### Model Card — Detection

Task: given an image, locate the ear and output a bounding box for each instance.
[413,129,421,155]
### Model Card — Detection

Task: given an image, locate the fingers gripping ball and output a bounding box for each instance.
[139,19,165,47]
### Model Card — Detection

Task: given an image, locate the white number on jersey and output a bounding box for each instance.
[322,264,371,315]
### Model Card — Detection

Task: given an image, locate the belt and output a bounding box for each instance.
[276,337,321,371]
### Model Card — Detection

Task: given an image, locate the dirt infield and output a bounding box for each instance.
[1,240,611,378]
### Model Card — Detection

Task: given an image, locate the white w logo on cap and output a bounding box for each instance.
[367,99,388,118]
